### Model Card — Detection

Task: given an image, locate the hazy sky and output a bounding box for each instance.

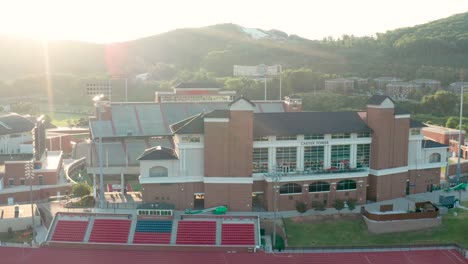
[1,0,467,43]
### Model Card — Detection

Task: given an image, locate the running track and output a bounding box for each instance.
[0,247,467,264]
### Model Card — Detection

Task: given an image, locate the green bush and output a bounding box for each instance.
[347,199,356,210]
[333,199,345,211]
[72,182,92,198]
[295,201,307,213]
[274,235,285,251]
[312,201,326,211]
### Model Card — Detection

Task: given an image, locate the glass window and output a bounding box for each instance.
[330,145,350,170]
[276,136,297,141]
[357,132,370,138]
[332,133,351,139]
[304,146,324,171]
[304,134,324,140]
[149,166,168,177]
[356,144,371,168]
[8,179,14,186]
[181,135,200,143]
[429,153,441,163]
[38,175,44,185]
[20,178,25,185]
[337,180,357,190]
[253,148,269,173]
[254,136,268,141]
[309,181,330,192]
[276,147,297,172]
[279,183,302,194]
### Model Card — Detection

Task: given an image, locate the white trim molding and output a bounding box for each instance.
[263,171,369,183]
[408,162,446,170]
[395,114,410,119]
[139,176,203,184]
[203,177,253,184]
[369,166,408,176]
[204,118,229,123]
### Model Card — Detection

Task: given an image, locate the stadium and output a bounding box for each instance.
[77,83,448,212]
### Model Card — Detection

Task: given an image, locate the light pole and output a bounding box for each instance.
[93,95,106,209]
[265,166,283,249]
[25,160,36,245]
[457,85,464,183]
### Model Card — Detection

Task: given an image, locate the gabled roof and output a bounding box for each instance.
[410,119,427,128]
[0,114,35,136]
[174,82,221,89]
[137,146,178,160]
[422,139,448,149]
[170,110,230,135]
[169,115,200,133]
[367,95,395,105]
[253,112,372,137]
[229,96,255,107]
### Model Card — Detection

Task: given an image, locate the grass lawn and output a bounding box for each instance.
[0,230,32,244]
[46,112,88,127]
[284,209,468,247]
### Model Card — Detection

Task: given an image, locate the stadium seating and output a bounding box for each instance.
[51,220,88,242]
[221,223,255,245]
[133,220,173,244]
[176,221,216,245]
[88,219,131,244]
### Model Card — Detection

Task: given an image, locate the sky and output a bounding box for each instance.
[0,0,467,43]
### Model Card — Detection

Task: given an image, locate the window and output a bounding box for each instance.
[356,144,371,168]
[38,175,44,185]
[304,134,324,140]
[20,178,25,185]
[357,132,370,138]
[336,180,357,190]
[410,129,420,136]
[253,148,269,173]
[181,135,200,143]
[276,135,297,141]
[309,182,330,192]
[331,133,350,139]
[254,136,268,141]
[279,183,302,194]
[304,146,324,171]
[8,179,14,186]
[149,166,168,177]
[276,147,297,172]
[429,153,441,163]
[330,145,350,170]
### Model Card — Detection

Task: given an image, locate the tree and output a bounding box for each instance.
[446,116,458,128]
[72,182,92,198]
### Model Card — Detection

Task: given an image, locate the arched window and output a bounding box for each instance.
[309,182,330,192]
[279,183,302,194]
[336,180,356,190]
[429,153,441,163]
[149,166,168,177]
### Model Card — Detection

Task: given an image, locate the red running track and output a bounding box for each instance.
[0,247,466,264]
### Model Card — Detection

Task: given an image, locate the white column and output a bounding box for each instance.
[269,147,276,173]
[350,144,357,168]
[297,146,304,171]
[121,172,125,196]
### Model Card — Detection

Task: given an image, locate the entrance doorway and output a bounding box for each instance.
[252,192,266,212]
[193,193,205,210]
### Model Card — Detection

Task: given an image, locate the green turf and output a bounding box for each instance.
[0,230,33,244]
[284,208,468,247]
[45,112,88,127]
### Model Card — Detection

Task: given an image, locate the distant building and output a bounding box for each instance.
[385,82,421,100]
[155,82,236,103]
[412,79,441,90]
[0,114,35,155]
[325,77,368,94]
[448,82,468,94]
[0,204,40,232]
[374,77,402,90]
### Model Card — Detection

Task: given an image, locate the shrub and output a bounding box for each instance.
[7,227,13,238]
[312,201,326,211]
[347,199,356,210]
[295,201,307,213]
[333,199,345,211]
[72,182,92,198]
[274,235,285,251]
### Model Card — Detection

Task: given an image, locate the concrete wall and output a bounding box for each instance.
[0,185,72,205]
[0,216,41,232]
[141,182,204,209]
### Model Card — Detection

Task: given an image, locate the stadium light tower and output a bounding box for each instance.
[25,160,35,244]
[265,166,283,249]
[93,94,106,209]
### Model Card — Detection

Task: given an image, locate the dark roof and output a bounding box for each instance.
[0,114,35,136]
[169,115,200,133]
[229,96,256,107]
[367,95,394,105]
[410,119,427,128]
[170,110,230,134]
[253,112,372,137]
[137,146,178,160]
[422,139,448,149]
[204,109,230,118]
[174,82,221,89]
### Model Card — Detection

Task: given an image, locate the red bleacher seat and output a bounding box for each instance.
[176,221,216,245]
[88,219,131,244]
[221,223,255,245]
[51,220,88,242]
[133,232,171,244]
